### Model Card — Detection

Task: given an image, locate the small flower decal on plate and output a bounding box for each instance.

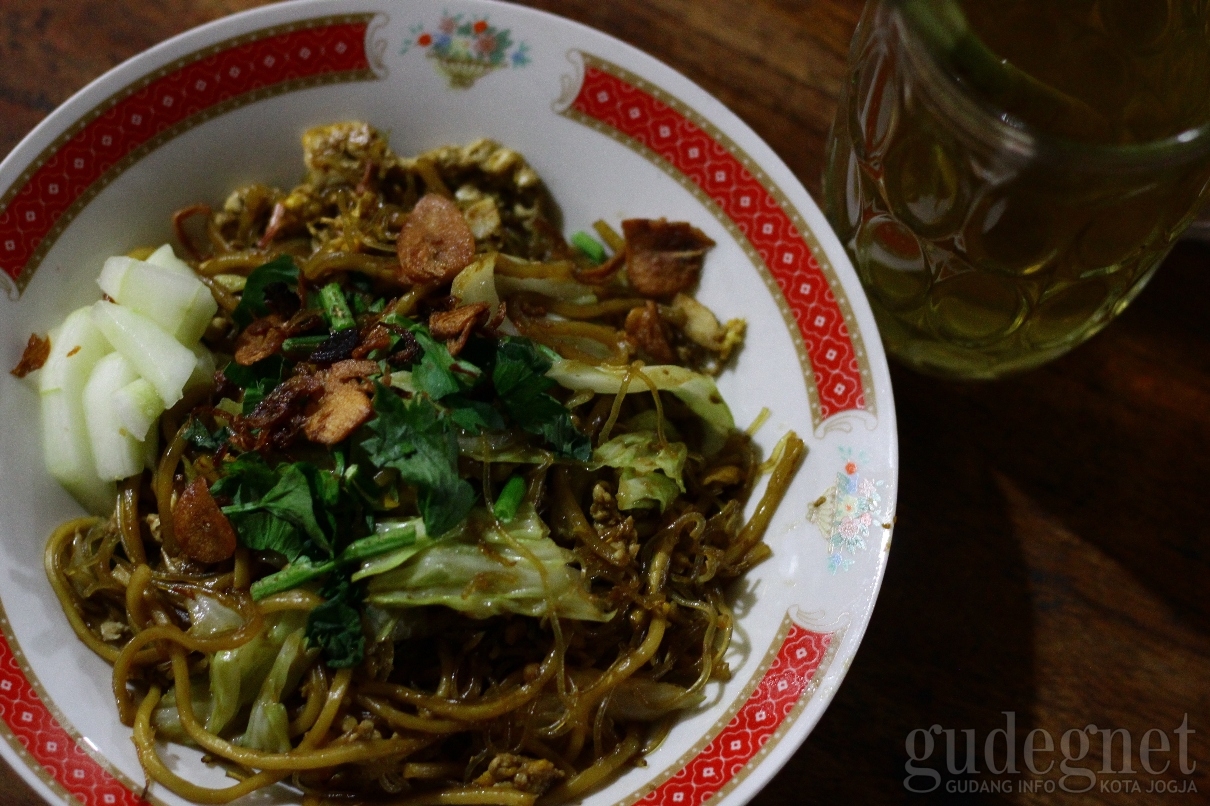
[808,447,884,573]
[404,14,531,89]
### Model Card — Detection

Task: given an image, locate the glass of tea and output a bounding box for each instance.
[824,0,1210,378]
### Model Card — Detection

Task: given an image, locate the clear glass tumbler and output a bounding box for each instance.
[824,0,1210,379]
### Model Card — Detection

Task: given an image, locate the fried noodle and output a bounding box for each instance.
[44,122,805,805]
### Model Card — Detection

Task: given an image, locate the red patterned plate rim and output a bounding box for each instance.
[0,2,898,806]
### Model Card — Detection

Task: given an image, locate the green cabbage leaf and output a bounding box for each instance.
[546,360,734,454]
[239,628,316,752]
[366,506,608,621]
[593,431,687,512]
[206,611,308,737]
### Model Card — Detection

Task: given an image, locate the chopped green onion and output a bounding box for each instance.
[338,520,422,564]
[319,282,356,332]
[281,334,330,356]
[250,558,336,600]
[571,231,607,265]
[493,475,526,523]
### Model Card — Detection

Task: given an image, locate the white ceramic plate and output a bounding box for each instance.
[0,2,898,805]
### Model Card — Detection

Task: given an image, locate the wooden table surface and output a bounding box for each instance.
[2,1,1207,804]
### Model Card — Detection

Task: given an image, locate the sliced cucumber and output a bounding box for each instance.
[96,258,216,345]
[186,342,216,394]
[99,246,193,293]
[114,377,164,442]
[83,352,144,481]
[96,256,136,300]
[145,244,194,276]
[91,301,196,407]
[39,306,112,394]
[41,389,116,514]
[38,306,116,513]
[42,246,213,510]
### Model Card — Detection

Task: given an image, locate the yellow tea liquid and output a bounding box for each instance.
[825,0,1210,378]
[962,0,1210,145]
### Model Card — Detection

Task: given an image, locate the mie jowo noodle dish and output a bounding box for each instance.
[27,123,805,805]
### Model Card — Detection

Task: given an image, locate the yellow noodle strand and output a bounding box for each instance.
[44,519,155,664]
[543,725,642,804]
[133,686,283,804]
[362,645,558,722]
[386,789,536,806]
[597,363,639,445]
[725,432,805,566]
[170,649,426,770]
[116,479,146,566]
[357,695,469,734]
[154,425,190,554]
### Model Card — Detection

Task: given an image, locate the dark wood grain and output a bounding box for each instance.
[2,1,1207,804]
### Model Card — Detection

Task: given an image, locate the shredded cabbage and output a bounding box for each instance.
[450,252,501,308]
[593,431,687,512]
[350,518,429,582]
[366,506,609,621]
[240,628,315,753]
[185,594,245,638]
[617,468,681,512]
[546,360,734,454]
[207,611,307,736]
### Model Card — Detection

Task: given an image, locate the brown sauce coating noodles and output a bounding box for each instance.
[45,123,805,805]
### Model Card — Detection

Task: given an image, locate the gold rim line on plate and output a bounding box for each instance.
[0,14,378,803]
[0,598,163,805]
[616,616,844,806]
[0,15,856,806]
[0,13,377,296]
[557,51,877,428]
